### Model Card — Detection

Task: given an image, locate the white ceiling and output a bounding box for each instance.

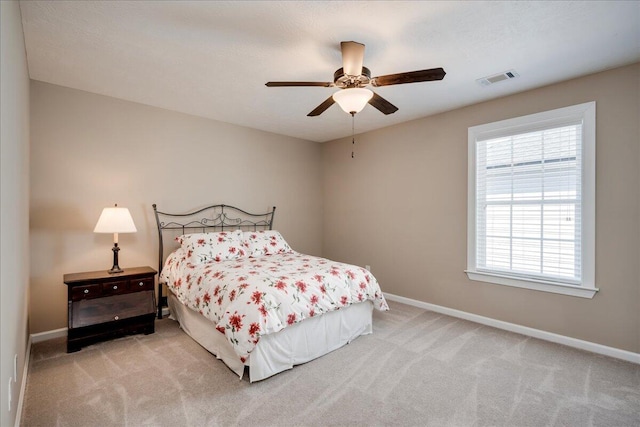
[19,1,640,143]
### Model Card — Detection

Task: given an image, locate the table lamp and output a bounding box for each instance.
[94,204,137,273]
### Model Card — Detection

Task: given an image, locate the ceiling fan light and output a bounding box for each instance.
[333,88,373,114]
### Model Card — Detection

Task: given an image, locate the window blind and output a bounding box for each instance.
[475,122,583,284]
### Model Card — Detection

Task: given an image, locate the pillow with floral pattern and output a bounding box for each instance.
[243,230,293,257]
[176,230,245,263]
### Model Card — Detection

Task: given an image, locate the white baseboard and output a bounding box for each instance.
[384,293,640,365]
[30,327,67,343]
[14,336,31,427]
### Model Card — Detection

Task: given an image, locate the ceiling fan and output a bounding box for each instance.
[265,41,446,117]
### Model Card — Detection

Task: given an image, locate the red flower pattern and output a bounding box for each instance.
[287,313,297,325]
[295,281,307,293]
[229,312,244,331]
[249,322,260,336]
[258,305,267,317]
[251,291,262,305]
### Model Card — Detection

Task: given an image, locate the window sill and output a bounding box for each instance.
[465,270,598,299]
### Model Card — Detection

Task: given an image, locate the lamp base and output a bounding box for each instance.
[108,243,123,274]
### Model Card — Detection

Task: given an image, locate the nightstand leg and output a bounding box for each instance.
[67,343,80,353]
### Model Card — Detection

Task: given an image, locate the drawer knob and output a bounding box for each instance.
[84,289,89,294]
[114,315,119,321]
[113,285,118,290]
[138,282,144,287]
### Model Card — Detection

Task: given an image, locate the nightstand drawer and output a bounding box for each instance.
[129,277,153,291]
[71,284,102,301]
[102,280,128,296]
[71,291,155,328]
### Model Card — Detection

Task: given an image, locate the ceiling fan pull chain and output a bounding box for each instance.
[351,112,355,158]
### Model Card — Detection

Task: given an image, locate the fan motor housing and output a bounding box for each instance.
[334,66,371,88]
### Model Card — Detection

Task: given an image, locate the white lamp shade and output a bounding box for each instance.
[94,207,137,234]
[333,88,373,114]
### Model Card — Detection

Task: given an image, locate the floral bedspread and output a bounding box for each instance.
[160,250,389,362]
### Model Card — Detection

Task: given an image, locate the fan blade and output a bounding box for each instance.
[372,67,446,87]
[307,96,336,116]
[266,81,334,87]
[341,41,365,76]
[368,92,398,115]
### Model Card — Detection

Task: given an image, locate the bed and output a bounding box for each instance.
[153,203,388,382]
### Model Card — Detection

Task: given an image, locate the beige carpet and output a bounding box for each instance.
[21,300,640,426]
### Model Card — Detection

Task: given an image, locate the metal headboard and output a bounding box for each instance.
[152,203,276,318]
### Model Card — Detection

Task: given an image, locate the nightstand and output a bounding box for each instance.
[64,266,157,353]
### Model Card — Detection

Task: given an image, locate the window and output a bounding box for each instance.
[467,102,597,298]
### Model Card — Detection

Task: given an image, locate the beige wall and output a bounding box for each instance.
[30,81,322,333]
[1,1,31,425]
[323,63,640,353]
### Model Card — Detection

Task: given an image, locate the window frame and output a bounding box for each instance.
[466,102,597,298]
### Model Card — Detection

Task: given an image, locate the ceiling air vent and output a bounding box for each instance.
[476,70,519,87]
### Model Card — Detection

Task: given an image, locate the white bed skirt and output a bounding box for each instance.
[168,292,374,382]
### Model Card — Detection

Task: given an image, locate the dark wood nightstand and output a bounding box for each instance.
[64,266,157,353]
